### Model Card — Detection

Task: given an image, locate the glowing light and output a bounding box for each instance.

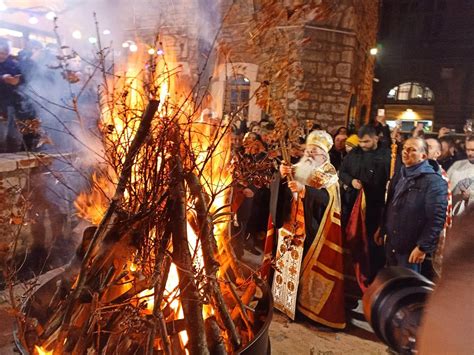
[28,16,39,25]
[148,48,155,55]
[88,37,97,44]
[72,30,82,39]
[0,28,23,37]
[129,44,138,52]
[401,108,418,121]
[122,41,130,48]
[370,47,378,56]
[75,173,114,225]
[137,288,155,314]
[103,29,111,35]
[34,345,53,355]
[45,11,56,20]
[156,49,164,55]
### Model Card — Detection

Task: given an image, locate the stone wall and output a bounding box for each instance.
[0,154,49,250]
[127,0,379,131]
[216,0,379,130]
[0,153,61,253]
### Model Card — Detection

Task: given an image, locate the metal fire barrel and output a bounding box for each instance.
[363,267,434,354]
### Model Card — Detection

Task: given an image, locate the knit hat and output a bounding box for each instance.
[345,134,359,148]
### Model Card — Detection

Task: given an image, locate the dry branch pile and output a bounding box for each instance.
[15,35,266,355]
[10,2,338,354]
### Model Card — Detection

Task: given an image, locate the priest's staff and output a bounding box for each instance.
[389,121,401,179]
[377,122,401,248]
[280,138,298,201]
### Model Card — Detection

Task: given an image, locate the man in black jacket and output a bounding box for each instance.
[0,38,22,152]
[378,137,448,272]
[339,125,391,280]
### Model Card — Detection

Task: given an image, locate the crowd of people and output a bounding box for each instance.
[3,36,473,331]
[230,114,474,329]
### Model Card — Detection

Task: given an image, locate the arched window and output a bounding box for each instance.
[224,75,251,119]
[386,82,434,103]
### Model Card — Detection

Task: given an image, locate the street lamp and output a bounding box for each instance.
[72,30,82,39]
[28,16,39,25]
[45,11,56,20]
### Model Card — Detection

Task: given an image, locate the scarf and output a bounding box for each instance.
[392,160,434,205]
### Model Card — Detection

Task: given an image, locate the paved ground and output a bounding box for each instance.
[270,312,386,355]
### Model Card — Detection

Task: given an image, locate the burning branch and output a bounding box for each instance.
[54,99,160,353]
[170,151,209,355]
[186,173,241,350]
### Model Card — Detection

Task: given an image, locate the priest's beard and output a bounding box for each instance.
[294,156,324,185]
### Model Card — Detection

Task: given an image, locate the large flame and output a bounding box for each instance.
[73,39,234,353]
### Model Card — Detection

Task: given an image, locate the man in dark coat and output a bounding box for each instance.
[0,38,22,152]
[378,137,448,272]
[339,125,391,280]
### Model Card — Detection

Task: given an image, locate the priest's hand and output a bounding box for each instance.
[279,162,293,178]
[288,180,305,198]
[408,246,426,264]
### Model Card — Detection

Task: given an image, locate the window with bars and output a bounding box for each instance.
[224,75,251,119]
[386,82,434,102]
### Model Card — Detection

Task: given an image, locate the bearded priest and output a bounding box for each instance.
[264,130,346,329]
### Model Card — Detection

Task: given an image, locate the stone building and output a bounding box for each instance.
[122,0,380,131]
[214,0,380,130]
[372,0,474,132]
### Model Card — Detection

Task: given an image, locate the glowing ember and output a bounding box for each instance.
[34,346,53,355]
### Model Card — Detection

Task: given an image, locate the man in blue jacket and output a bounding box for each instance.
[378,137,448,272]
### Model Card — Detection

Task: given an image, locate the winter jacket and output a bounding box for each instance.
[383,160,448,254]
[339,145,391,208]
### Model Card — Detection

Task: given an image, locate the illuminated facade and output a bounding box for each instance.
[373,0,474,131]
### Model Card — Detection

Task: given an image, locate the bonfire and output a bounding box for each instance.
[13,24,271,355]
[6,2,338,353]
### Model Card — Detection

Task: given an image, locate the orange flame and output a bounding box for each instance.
[75,173,115,224]
[34,346,53,355]
[73,39,233,352]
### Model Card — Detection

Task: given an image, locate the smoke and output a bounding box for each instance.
[16,0,228,217]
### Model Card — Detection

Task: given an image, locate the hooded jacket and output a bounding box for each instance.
[383,159,448,254]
